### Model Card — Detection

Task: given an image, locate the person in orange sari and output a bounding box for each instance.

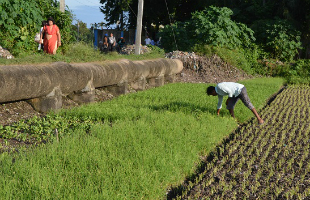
[39,17,61,54]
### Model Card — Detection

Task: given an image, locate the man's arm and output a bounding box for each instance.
[57,30,61,47]
[217,95,223,115]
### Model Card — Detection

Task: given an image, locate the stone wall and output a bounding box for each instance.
[0,58,183,112]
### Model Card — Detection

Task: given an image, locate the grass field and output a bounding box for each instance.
[0,77,284,199]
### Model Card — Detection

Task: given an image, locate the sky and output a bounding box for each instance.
[65,0,106,28]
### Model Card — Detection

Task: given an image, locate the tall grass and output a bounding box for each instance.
[193,44,266,75]
[0,78,284,199]
[0,42,165,66]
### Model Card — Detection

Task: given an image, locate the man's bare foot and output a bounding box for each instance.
[258,119,264,125]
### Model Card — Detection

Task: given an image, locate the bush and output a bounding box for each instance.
[146,44,165,55]
[0,0,43,55]
[273,59,310,84]
[193,44,265,75]
[159,6,256,52]
[158,21,194,52]
[252,19,302,62]
[191,6,255,49]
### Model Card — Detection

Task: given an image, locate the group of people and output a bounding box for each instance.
[144,35,160,46]
[100,34,159,54]
[100,33,126,54]
[37,17,61,55]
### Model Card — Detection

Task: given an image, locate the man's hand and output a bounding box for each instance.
[217,109,221,116]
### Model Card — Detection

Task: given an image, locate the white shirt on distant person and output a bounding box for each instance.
[145,37,151,45]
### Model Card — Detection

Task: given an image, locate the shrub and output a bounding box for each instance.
[158,21,194,52]
[252,19,302,62]
[0,0,43,55]
[191,6,255,49]
[146,44,165,55]
[193,44,265,75]
[159,6,255,52]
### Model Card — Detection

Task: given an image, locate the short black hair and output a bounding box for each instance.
[206,86,215,95]
[47,17,55,24]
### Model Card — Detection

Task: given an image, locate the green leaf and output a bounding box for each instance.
[7,18,14,24]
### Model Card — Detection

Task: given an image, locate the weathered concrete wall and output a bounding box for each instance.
[0,58,182,112]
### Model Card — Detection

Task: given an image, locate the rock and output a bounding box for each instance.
[119,45,151,55]
[0,45,14,59]
[165,50,252,83]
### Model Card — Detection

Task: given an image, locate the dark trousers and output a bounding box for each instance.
[109,44,115,52]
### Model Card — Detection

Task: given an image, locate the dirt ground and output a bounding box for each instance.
[0,55,252,126]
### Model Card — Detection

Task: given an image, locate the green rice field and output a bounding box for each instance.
[0,77,284,199]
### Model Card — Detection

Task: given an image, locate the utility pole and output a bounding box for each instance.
[60,0,65,12]
[135,0,144,55]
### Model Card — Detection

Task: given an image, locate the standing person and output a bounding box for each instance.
[102,33,109,54]
[206,82,264,125]
[38,21,47,51]
[144,35,151,45]
[39,17,61,54]
[108,33,116,52]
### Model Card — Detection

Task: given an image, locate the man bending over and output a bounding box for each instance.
[206,82,264,124]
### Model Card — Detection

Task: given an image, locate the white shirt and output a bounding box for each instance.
[145,38,151,45]
[109,36,115,45]
[38,27,44,50]
[215,82,244,109]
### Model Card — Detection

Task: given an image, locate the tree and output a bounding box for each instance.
[99,0,133,30]
[71,21,93,43]
[99,0,210,32]
[159,6,255,51]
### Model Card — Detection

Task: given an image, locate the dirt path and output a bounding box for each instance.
[168,85,310,199]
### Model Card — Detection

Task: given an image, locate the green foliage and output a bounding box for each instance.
[158,21,193,52]
[146,44,165,55]
[159,6,255,52]
[0,78,283,199]
[193,44,266,75]
[71,21,94,44]
[0,0,74,55]
[272,59,310,84]
[252,19,302,61]
[0,0,43,55]
[99,0,133,29]
[191,6,255,49]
